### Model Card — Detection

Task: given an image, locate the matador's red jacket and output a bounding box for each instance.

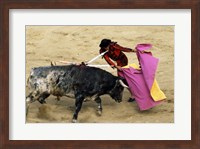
[99,42,132,67]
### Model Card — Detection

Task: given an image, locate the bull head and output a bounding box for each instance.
[109,79,129,103]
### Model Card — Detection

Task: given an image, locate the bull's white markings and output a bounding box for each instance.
[36,79,48,92]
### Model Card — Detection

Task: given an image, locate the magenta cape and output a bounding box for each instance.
[120,44,162,110]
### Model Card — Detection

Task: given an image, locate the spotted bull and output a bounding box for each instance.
[26,64,128,122]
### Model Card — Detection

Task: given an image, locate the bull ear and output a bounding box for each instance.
[119,79,129,88]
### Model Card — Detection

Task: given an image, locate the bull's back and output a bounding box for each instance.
[71,65,118,94]
[27,65,73,90]
[77,66,116,83]
[30,65,73,78]
[27,64,117,92]
[29,64,115,78]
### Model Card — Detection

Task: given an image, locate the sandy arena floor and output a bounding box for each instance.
[26,26,174,123]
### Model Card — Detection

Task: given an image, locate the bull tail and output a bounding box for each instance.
[26,76,30,86]
[26,97,31,117]
[26,94,36,117]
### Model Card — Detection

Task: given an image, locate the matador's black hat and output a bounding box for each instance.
[99,39,112,48]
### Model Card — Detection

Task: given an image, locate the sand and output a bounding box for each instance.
[26,26,174,123]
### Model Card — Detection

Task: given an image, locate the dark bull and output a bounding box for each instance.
[26,64,128,122]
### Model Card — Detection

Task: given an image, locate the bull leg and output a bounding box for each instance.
[72,95,84,123]
[38,93,50,104]
[26,91,49,116]
[95,97,102,116]
[26,92,37,117]
[55,96,60,101]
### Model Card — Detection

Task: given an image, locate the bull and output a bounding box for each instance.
[26,64,128,122]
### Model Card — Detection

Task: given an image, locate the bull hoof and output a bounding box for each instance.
[38,99,46,104]
[97,110,102,116]
[72,119,77,123]
[41,101,46,104]
[55,96,60,101]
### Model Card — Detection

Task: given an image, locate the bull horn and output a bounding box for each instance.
[119,80,129,88]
